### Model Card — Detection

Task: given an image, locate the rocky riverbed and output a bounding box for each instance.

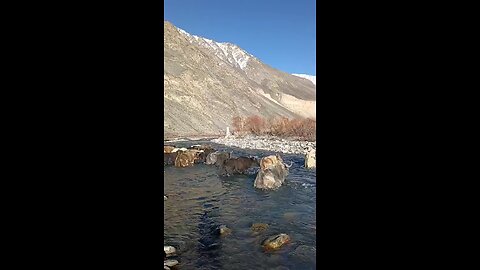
[211,135,316,155]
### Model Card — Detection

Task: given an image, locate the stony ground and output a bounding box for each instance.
[211,135,316,155]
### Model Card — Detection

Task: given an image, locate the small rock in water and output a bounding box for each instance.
[164,259,179,267]
[164,195,168,201]
[218,225,232,236]
[164,245,176,255]
[251,223,269,233]
[262,233,291,250]
[282,212,299,222]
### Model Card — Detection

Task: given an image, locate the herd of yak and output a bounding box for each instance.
[164,144,316,190]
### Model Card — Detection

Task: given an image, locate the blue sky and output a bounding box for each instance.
[164,0,316,76]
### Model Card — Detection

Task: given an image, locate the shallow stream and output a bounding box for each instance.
[164,141,316,269]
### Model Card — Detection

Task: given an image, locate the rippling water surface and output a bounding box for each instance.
[164,141,316,270]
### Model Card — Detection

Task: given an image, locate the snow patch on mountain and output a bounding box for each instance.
[292,74,316,85]
[177,26,251,70]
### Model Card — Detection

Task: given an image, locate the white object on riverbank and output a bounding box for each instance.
[226,127,231,137]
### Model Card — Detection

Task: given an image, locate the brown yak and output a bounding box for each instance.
[164,145,176,153]
[174,149,203,167]
[254,154,292,190]
[189,145,215,164]
[221,156,260,175]
[205,151,231,166]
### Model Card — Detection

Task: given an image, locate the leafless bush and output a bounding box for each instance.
[231,115,316,141]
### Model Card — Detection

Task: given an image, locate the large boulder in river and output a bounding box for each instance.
[262,233,291,250]
[254,154,291,190]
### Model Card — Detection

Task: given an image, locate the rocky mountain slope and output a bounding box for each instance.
[292,74,316,85]
[164,21,316,137]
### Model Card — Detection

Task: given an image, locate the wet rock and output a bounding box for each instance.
[164,266,170,270]
[164,259,179,267]
[262,233,291,250]
[251,223,269,233]
[217,225,232,236]
[164,245,176,255]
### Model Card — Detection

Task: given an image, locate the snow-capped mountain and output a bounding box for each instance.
[178,27,252,70]
[292,74,316,85]
[164,21,316,137]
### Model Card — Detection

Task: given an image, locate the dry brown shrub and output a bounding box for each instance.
[231,115,316,140]
[245,115,266,135]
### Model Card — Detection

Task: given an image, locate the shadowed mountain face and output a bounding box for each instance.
[164,21,316,137]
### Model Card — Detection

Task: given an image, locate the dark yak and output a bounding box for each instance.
[221,156,260,175]
[164,152,178,166]
[205,151,231,167]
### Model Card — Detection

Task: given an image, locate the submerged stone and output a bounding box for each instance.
[218,225,232,236]
[164,259,179,267]
[251,223,269,232]
[164,245,176,255]
[262,233,291,250]
[282,212,300,222]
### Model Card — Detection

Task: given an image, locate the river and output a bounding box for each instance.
[164,140,316,269]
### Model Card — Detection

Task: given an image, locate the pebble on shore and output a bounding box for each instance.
[212,135,316,155]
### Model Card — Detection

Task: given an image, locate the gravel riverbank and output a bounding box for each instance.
[211,135,316,155]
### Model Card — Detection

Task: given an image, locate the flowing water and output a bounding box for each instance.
[164,141,316,270]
